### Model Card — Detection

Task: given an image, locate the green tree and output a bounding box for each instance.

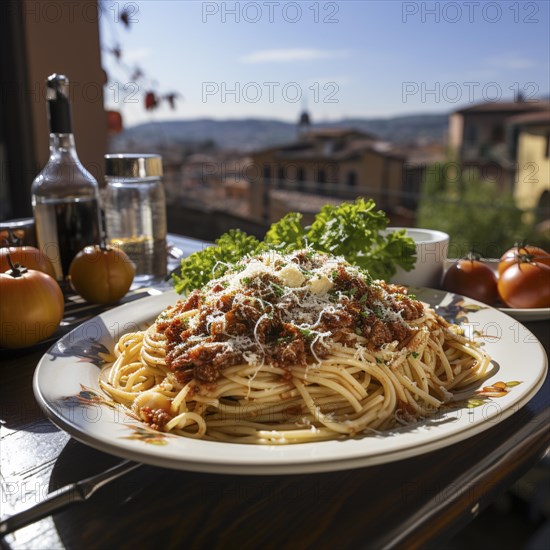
[417,162,530,258]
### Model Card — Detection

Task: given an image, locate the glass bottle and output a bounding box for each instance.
[103,154,167,283]
[31,74,101,282]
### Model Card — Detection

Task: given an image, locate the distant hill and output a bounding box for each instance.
[111,113,449,152]
[323,114,449,144]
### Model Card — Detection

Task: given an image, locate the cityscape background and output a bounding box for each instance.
[100,0,550,256]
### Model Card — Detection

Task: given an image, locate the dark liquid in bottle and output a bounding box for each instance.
[34,197,101,280]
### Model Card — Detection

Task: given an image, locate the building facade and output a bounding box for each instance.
[448,99,550,193]
[449,100,549,162]
[248,127,405,223]
[509,111,550,224]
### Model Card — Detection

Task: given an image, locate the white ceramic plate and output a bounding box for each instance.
[33,289,548,475]
[497,307,550,322]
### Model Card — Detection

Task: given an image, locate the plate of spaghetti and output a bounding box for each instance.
[33,250,547,474]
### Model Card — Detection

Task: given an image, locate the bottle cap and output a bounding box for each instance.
[46,73,72,134]
[104,154,163,178]
[46,74,70,100]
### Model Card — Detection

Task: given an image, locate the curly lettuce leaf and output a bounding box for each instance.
[352,227,417,281]
[264,212,306,250]
[173,229,263,293]
[305,198,387,258]
[305,199,415,280]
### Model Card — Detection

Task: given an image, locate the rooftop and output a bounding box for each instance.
[301,128,377,141]
[454,100,550,115]
[506,110,550,126]
[252,126,402,161]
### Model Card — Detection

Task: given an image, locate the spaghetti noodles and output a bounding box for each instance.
[100,250,490,444]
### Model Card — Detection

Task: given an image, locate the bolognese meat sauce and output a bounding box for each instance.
[159,250,424,384]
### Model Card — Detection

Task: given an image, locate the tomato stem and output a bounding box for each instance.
[6,253,27,278]
[516,252,539,264]
[466,250,481,262]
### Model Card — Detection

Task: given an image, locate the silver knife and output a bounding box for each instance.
[0,460,141,536]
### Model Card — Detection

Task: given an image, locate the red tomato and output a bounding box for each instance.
[69,245,135,304]
[498,245,550,277]
[498,261,550,308]
[0,264,64,348]
[443,258,498,305]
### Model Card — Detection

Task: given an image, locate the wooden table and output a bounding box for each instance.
[1,235,549,550]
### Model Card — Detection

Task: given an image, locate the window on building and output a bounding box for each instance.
[347,171,357,187]
[509,126,520,159]
[263,164,272,184]
[327,163,339,182]
[317,168,326,195]
[491,124,504,143]
[277,166,285,188]
[536,190,550,224]
[465,124,478,145]
[297,167,305,191]
[323,142,334,156]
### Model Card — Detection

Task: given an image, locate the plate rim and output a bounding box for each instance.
[497,306,550,322]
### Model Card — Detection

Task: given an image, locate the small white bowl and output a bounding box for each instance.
[385,227,450,288]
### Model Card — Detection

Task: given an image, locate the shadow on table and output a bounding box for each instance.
[46,436,418,548]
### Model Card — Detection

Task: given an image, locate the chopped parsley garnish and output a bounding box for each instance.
[374,305,385,319]
[271,283,285,297]
[298,328,314,341]
[347,287,358,297]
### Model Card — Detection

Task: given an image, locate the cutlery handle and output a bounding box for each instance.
[0,484,83,536]
[0,461,141,536]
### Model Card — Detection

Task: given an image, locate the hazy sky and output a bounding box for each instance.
[100,0,550,127]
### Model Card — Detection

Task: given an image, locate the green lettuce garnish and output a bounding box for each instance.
[173,199,416,293]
